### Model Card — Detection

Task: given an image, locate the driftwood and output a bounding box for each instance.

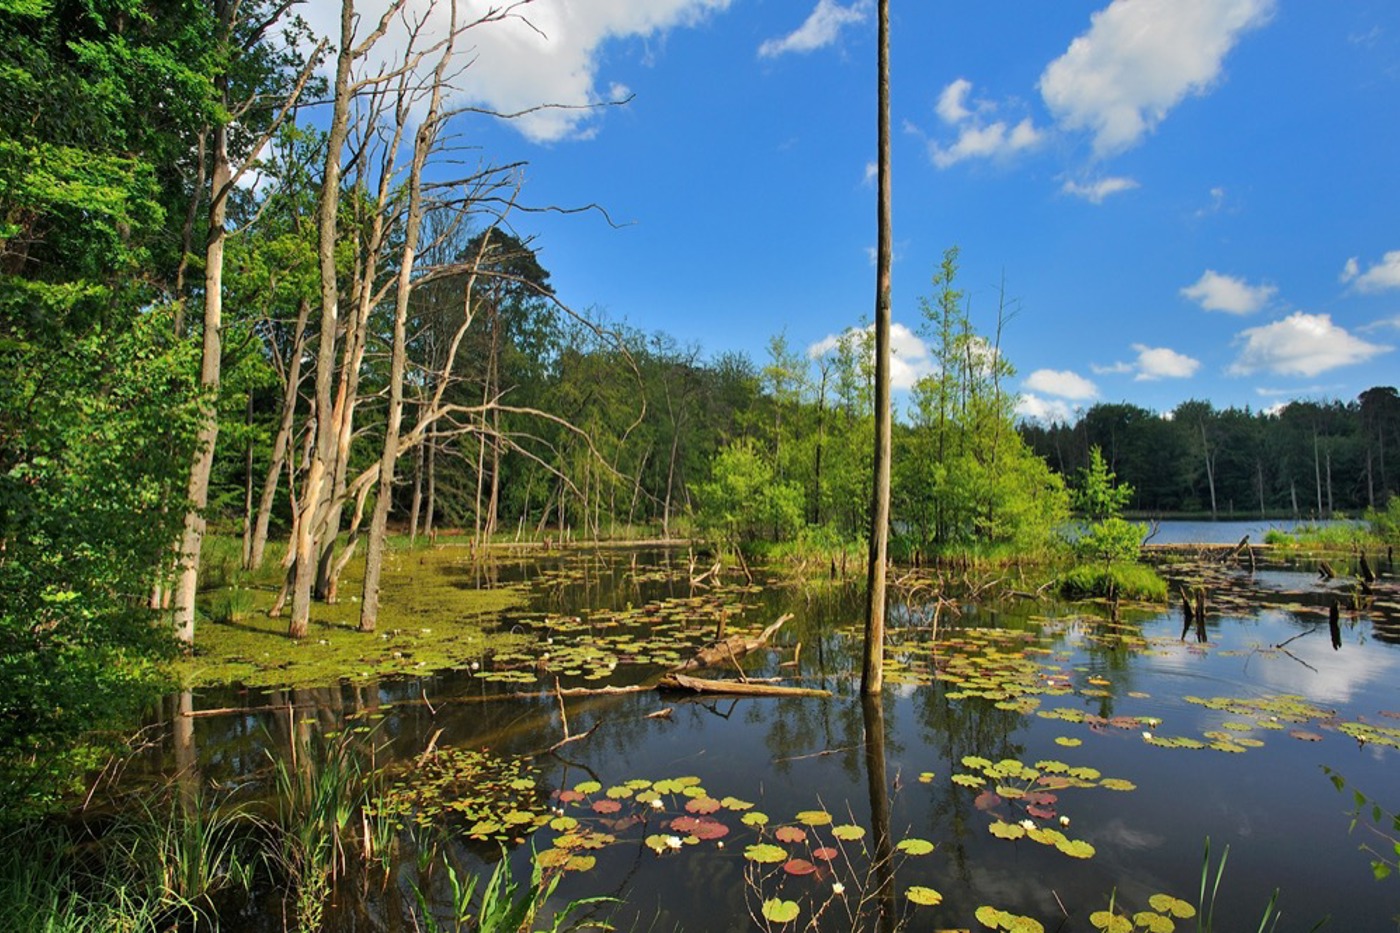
[671,613,794,674]
[656,672,831,698]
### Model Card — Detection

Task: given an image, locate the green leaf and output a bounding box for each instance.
[761,899,800,923]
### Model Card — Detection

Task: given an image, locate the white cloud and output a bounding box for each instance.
[927,79,1042,168]
[936,78,974,123]
[1016,393,1080,424]
[862,161,877,186]
[1039,0,1275,156]
[1062,176,1139,203]
[302,0,734,143]
[1229,312,1391,376]
[758,0,870,59]
[1132,343,1201,381]
[807,322,934,390]
[1091,361,1134,375]
[932,118,1042,168]
[1181,269,1277,314]
[1341,251,1400,293]
[1025,369,1099,400]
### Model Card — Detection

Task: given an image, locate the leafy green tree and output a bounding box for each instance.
[1071,446,1144,565]
[694,439,803,550]
[901,248,1068,555]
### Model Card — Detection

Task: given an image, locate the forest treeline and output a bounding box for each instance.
[2,1,1397,808]
[1022,390,1400,519]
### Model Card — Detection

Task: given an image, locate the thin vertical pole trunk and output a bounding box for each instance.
[1313,426,1324,517]
[241,388,255,567]
[408,432,424,544]
[862,0,891,697]
[424,433,437,539]
[249,298,311,570]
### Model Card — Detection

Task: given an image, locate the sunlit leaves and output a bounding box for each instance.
[745,843,788,864]
[761,898,800,923]
[905,885,943,906]
[977,905,1045,932]
[989,820,1025,840]
[895,837,935,856]
[795,810,832,827]
[832,824,866,841]
[1147,894,1196,919]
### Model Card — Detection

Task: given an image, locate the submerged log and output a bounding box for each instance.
[671,613,794,674]
[1359,553,1376,584]
[1319,560,1335,580]
[656,672,831,698]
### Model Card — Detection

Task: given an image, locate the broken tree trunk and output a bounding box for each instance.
[656,672,831,698]
[670,613,794,674]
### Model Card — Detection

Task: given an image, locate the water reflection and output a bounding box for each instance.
[141,547,1400,931]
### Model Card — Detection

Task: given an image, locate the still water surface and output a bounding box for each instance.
[165,546,1400,931]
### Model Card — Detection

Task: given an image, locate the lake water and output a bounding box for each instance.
[1144,518,1361,546]
[157,547,1400,931]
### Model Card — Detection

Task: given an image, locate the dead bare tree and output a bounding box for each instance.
[171,1,326,644]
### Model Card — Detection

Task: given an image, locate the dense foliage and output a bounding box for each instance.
[1022,388,1400,518]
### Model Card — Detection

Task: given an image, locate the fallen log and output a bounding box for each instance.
[656,672,831,698]
[671,613,794,674]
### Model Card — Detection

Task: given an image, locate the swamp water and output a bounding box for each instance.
[153,547,1400,931]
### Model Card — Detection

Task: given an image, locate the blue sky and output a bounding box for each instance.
[309,1,1400,422]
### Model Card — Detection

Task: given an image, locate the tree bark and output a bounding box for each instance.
[362,11,458,631]
[289,0,357,639]
[172,72,231,645]
[862,0,891,697]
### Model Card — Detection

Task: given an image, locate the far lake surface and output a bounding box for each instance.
[154,541,1400,931]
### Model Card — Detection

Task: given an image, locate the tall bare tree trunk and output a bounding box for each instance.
[362,10,458,631]
[289,0,357,639]
[862,0,892,697]
[173,78,231,645]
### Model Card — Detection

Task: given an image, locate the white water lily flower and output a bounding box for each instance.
[832,883,845,896]
[1019,819,1035,831]
[1142,731,1153,740]
[650,798,664,810]
[1060,816,1071,827]
[664,835,682,850]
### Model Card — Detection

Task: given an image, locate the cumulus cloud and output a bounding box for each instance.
[1024,369,1099,400]
[1016,393,1081,425]
[936,78,974,123]
[1039,0,1275,156]
[927,79,1043,168]
[301,0,734,143]
[1132,344,1201,381]
[1181,270,1277,314]
[1341,250,1400,293]
[807,322,934,390]
[1061,176,1139,203]
[1229,312,1391,376]
[758,0,870,58]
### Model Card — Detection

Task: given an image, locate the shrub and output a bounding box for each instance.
[1059,563,1167,601]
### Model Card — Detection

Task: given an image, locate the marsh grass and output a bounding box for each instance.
[268,726,382,932]
[1058,562,1168,601]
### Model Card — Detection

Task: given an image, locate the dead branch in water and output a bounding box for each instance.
[656,672,831,698]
